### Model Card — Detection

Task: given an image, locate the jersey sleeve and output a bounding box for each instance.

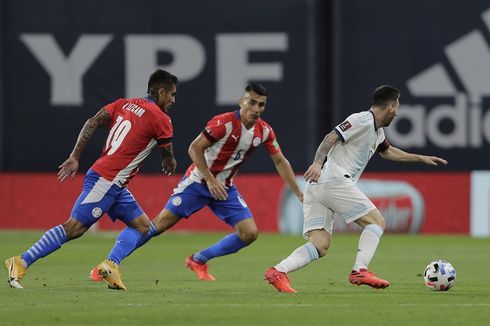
[334,113,365,143]
[153,113,174,148]
[202,114,227,143]
[263,123,281,155]
[376,129,390,152]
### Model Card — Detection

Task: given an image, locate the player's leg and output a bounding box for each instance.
[265,230,329,293]
[136,178,208,248]
[329,181,388,289]
[185,188,254,280]
[92,178,206,285]
[184,188,251,281]
[5,218,84,289]
[348,208,389,288]
[22,218,87,266]
[5,171,111,288]
[93,188,152,290]
[192,218,256,265]
[352,209,385,272]
[104,213,150,265]
[265,183,332,292]
[102,208,180,267]
[273,229,329,274]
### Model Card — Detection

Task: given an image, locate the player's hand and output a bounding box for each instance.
[304,162,322,183]
[422,155,448,166]
[206,178,228,201]
[162,157,177,175]
[58,157,79,183]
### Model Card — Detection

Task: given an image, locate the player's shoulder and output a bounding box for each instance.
[256,117,274,131]
[209,111,236,123]
[105,97,128,107]
[345,110,373,125]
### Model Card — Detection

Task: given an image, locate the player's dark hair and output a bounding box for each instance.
[147,69,179,96]
[371,85,400,108]
[245,83,268,96]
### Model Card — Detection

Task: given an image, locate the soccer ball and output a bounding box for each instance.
[423,259,456,291]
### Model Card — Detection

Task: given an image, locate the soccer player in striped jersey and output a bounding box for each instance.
[93,82,303,284]
[4,69,179,290]
[264,85,448,292]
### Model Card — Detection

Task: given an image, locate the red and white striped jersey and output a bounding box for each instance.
[91,97,173,187]
[185,110,280,186]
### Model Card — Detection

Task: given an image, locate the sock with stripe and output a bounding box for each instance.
[193,233,247,264]
[107,222,158,264]
[353,224,384,271]
[274,242,319,273]
[21,225,68,267]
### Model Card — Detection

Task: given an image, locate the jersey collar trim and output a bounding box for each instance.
[144,96,156,104]
[369,110,378,131]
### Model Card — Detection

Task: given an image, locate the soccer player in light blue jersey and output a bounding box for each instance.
[265,85,448,292]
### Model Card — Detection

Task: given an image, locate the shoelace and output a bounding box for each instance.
[267,272,287,283]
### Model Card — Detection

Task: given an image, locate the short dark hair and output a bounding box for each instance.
[371,85,400,107]
[147,69,179,95]
[245,82,268,96]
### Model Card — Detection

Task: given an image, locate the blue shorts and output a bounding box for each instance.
[71,169,144,227]
[164,177,252,227]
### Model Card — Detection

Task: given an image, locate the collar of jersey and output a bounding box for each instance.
[234,110,240,120]
[144,96,156,104]
[369,110,378,131]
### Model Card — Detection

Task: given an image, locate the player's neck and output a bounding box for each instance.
[369,107,384,129]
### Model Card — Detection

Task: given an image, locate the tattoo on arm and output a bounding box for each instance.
[70,109,111,159]
[313,130,339,164]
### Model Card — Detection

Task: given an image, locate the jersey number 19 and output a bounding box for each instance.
[106,115,132,155]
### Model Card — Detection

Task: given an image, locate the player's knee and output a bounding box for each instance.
[315,241,330,257]
[63,218,87,240]
[136,223,150,235]
[238,229,258,244]
[370,216,385,230]
[308,231,331,257]
[152,209,180,233]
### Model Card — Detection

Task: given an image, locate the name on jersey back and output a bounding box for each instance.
[122,102,146,117]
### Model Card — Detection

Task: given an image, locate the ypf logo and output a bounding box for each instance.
[386,7,490,149]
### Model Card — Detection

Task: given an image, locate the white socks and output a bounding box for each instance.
[275,242,319,273]
[353,224,384,271]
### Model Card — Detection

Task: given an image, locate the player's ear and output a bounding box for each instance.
[158,87,166,97]
[388,102,395,112]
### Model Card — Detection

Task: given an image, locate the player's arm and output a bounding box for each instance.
[159,143,177,175]
[188,134,228,200]
[304,130,340,183]
[379,145,448,166]
[58,109,111,182]
[270,152,303,202]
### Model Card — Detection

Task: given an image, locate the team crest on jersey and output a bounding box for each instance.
[252,137,261,147]
[172,196,182,206]
[339,120,352,132]
[92,207,102,218]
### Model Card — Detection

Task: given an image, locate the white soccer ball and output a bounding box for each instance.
[423,259,456,291]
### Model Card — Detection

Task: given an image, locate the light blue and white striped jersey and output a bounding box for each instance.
[319,110,388,184]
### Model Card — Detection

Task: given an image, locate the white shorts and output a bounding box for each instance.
[303,179,376,237]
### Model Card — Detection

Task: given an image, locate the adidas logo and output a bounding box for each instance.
[386,8,490,149]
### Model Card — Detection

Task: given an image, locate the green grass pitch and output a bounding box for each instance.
[0,231,489,325]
